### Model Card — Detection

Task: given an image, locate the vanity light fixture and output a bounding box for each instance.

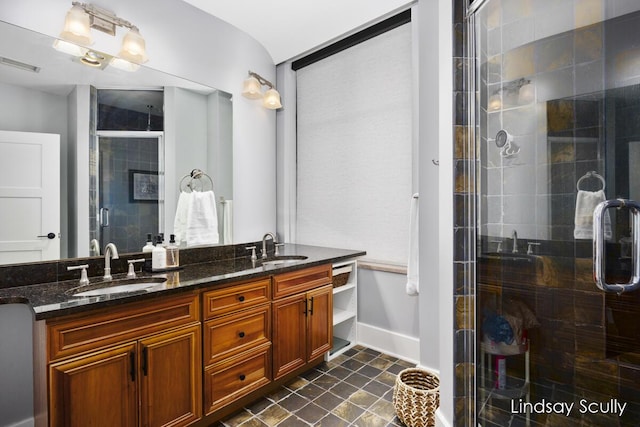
[242,71,282,109]
[487,78,533,111]
[53,2,148,71]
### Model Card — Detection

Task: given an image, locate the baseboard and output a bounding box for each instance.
[435,409,451,427]
[356,322,420,363]
[6,418,34,427]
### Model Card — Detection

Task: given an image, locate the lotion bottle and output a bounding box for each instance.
[142,234,154,253]
[152,235,167,270]
[166,234,180,268]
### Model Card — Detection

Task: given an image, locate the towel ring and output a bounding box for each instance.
[179,169,214,192]
[576,171,605,192]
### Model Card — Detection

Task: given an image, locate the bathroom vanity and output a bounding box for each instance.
[0,243,364,427]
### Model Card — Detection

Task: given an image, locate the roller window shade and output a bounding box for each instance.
[295,23,413,263]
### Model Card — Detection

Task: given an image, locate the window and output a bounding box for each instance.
[295,22,413,263]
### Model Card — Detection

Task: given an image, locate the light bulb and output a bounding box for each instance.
[488,93,502,111]
[242,76,263,99]
[262,88,282,109]
[59,4,93,46]
[518,82,534,104]
[118,28,148,64]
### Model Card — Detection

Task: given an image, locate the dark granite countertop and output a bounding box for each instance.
[0,244,365,320]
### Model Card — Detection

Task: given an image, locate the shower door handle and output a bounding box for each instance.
[100,208,109,227]
[593,199,640,294]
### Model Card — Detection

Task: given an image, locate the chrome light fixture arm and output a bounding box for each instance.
[248,71,276,89]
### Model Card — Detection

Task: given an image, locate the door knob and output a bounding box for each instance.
[37,232,56,239]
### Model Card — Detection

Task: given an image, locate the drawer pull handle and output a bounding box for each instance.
[239,374,246,381]
[238,331,246,338]
[238,295,245,302]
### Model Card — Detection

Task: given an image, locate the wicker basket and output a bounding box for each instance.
[393,368,440,427]
[332,265,352,288]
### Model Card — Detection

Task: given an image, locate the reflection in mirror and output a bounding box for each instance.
[0,20,233,265]
[90,89,165,255]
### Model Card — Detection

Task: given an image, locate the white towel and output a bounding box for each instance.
[406,194,419,296]
[222,199,233,244]
[173,192,192,244]
[185,191,219,247]
[574,190,611,240]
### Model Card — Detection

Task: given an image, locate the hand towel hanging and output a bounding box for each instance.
[406,193,419,296]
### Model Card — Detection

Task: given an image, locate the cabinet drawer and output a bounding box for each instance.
[47,292,199,361]
[203,278,271,319]
[272,265,332,299]
[204,343,271,414]
[204,304,271,365]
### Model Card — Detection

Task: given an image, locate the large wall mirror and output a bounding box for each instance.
[0,20,233,265]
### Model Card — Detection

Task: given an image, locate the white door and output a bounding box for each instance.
[0,130,60,264]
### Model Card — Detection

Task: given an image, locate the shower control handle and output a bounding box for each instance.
[593,199,640,294]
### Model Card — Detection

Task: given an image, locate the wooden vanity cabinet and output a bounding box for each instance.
[37,263,339,427]
[43,292,202,427]
[202,279,272,415]
[272,266,333,380]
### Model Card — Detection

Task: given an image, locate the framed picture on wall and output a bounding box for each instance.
[129,170,159,202]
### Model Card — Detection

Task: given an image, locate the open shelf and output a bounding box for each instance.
[328,260,358,361]
[330,336,351,355]
[334,308,356,325]
[333,283,356,295]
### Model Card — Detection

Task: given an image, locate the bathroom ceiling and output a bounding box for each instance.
[181,0,413,64]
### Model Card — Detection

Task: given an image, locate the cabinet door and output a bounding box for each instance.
[49,342,137,427]
[139,324,202,427]
[272,293,307,380]
[307,285,333,361]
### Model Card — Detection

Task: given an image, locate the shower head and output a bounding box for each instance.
[495,129,512,148]
[495,129,520,157]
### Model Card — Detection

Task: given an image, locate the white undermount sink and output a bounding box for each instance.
[260,255,308,266]
[70,277,167,297]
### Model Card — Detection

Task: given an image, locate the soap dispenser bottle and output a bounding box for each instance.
[152,235,167,270]
[166,234,180,268]
[142,234,154,253]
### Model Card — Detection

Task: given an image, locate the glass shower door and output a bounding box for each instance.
[473,1,640,426]
[97,134,163,254]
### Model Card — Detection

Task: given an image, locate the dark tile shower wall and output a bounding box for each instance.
[452,1,476,426]
[99,137,159,254]
[468,6,640,427]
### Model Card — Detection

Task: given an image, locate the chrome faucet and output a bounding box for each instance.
[261,232,277,259]
[511,230,518,253]
[103,243,120,280]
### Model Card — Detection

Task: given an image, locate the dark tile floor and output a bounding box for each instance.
[215,345,416,426]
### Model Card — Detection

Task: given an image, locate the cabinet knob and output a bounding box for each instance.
[238,295,245,302]
[238,331,245,338]
[239,374,246,381]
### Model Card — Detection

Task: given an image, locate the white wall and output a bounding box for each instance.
[417,0,453,425]
[357,268,419,337]
[164,87,234,241]
[0,0,277,244]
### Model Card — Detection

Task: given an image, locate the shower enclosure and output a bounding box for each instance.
[89,89,164,255]
[471,0,640,425]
